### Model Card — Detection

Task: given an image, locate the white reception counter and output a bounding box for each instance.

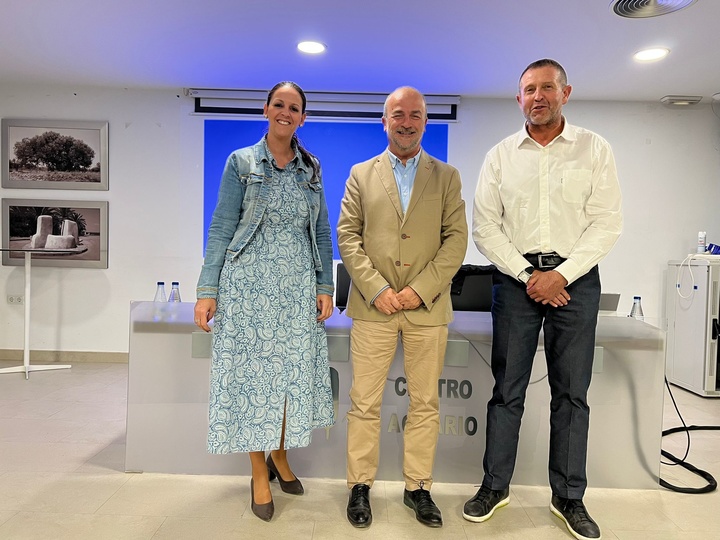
[126,302,665,489]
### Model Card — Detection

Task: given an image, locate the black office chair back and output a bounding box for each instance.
[451,264,495,312]
[336,263,351,312]
[336,262,495,312]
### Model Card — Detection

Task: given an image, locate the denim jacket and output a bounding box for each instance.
[196,137,334,299]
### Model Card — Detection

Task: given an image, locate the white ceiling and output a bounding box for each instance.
[2,0,719,103]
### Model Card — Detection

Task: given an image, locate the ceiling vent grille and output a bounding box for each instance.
[612,0,698,18]
[660,94,702,106]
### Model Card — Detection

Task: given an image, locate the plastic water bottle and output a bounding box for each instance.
[698,231,707,253]
[152,282,167,321]
[168,282,181,302]
[153,282,167,302]
[629,296,644,320]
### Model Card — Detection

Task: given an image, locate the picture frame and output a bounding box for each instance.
[2,198,108,268]
[1,118,108,190]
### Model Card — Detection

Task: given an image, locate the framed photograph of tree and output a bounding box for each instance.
[2,199,108,268]
[1,119,108,190]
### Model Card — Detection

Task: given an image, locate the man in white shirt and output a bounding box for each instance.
[464,59,622,540]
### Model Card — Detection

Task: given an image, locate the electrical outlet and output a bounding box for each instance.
[7,295,24,305]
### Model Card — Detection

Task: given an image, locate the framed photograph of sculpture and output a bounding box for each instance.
[1,199,108,268]
[1,119,109,190]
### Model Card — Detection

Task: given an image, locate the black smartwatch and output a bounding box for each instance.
[518,265,535,284]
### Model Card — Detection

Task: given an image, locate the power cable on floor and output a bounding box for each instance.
[660,377,719,494]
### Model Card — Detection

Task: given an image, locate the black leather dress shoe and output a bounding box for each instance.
[403,488,443,528]
[347,484,372,528]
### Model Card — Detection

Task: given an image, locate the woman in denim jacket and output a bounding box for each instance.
[194,82,335,521]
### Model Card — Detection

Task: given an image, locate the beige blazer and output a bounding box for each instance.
[337,150,467,326]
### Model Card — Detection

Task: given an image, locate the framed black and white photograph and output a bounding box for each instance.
[2,198,108,268]
[1,119,108,190]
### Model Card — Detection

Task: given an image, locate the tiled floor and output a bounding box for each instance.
[0,361,718,539]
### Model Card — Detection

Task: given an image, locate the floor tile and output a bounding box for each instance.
[0,511,15,527]
[0,362,718,539]
[0,441,111,473]
[0,511,163,540]
[314,519,468,539]
[153,516,314,540]
[0,472,130,513]
[96,473,247,518]
[613,532,710,540]
[639,487,720,532]
[0,398,72,419]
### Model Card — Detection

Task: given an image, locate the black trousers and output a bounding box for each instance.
[482,267,601,499]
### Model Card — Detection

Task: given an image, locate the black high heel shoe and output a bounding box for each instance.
[267,454,304,495]
[250,478,274,521]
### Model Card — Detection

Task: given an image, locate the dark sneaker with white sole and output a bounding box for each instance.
[462,485,510,522]
[550,495,601,540]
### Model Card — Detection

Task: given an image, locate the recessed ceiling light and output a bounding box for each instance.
[297,41,326,54]
[633,47,670,62]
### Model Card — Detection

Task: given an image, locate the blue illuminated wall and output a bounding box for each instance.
[204,119,448,258]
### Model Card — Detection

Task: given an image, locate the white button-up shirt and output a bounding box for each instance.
[472,119,623,285]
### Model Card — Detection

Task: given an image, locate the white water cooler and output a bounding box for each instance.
[666,258,720,397]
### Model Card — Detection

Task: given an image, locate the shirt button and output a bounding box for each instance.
[395,261,401,266]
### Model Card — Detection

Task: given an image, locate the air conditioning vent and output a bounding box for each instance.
[612,0,697,19]
[660,95,702,106]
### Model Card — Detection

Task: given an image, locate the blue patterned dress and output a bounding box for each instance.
[207,157,334,453]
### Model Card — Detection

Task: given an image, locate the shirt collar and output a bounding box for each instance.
[387,148,422,169]
[259,136,307,172]
[516,116,575,148]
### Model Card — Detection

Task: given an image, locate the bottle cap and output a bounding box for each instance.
[157,281,164,285]
[633,296,641,300]
[172,281,179,285]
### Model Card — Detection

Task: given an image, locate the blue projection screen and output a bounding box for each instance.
[204,119,449,258]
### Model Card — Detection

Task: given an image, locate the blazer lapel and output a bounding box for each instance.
[375,153,404,219]
[403,151,433,220]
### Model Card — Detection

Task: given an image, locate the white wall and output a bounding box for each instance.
[450,97,720,323]
[0,84,204,353]
[1,84,719,354]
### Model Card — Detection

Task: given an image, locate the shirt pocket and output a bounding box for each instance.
[239,172,266,186]
[561,169,592,204]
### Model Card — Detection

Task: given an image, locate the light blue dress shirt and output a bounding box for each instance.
[370,149,421,305]
[388,149,420,213]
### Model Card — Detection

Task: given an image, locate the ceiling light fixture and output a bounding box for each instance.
[633,47,670,62]
[297,41,326,54]
[612,0,698,19]
[660,95,702,106]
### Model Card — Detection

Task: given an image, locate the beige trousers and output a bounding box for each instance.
[346,313,447,491]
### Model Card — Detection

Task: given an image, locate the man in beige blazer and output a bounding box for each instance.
[337,86,467,529]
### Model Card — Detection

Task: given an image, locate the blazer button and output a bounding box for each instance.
[395,261,401,266]
[401,234,408,239]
